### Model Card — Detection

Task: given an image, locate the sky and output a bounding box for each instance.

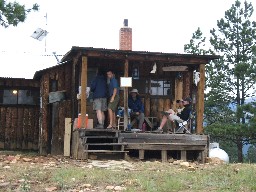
[0,0,256,78]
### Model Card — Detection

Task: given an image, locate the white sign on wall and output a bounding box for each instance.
[120,77,132,87]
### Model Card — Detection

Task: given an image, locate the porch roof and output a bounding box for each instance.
[33,46,220,80]
[61,46,220,64]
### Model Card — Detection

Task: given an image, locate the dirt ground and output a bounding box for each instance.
[0,151,255,192]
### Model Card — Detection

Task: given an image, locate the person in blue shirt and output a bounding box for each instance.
[128,89,145,130]
[90,69,107,129]
[106,70,119,129]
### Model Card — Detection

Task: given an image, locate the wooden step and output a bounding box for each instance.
[82,136,118,139]
[84,150,128,153]
[84,143,125,146]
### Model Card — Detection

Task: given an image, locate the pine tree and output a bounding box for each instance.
[185,0,256,162]
[0,0,39,27]
[209,0,256,162]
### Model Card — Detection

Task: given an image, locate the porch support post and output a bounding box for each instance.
[124,59,129,130]
[175,77,183,109]
[81,56,88,128]
[196,64,205,134]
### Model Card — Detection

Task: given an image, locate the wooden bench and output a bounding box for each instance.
[130,116,157,131]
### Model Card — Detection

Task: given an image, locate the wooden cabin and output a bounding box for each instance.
[0,78,40,150]
[33,47,219,158]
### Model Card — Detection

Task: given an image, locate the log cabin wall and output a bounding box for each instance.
[0,78,40,150]
[38,63,72,155]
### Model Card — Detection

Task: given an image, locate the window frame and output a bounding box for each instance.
[0,87,40,106]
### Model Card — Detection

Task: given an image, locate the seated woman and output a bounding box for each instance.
[156,97,192,132]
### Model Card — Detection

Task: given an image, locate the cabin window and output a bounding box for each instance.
[50,79,58,92]
[0,89,39,105]
[149,80,172,96]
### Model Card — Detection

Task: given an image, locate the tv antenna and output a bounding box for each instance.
[30,13,48,52]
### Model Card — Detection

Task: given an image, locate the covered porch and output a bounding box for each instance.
[66,47,218,133]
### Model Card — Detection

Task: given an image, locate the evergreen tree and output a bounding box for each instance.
[185,0,256,162]
[208,0,256,162]
[0,0,39,27]
[245,144,256,163]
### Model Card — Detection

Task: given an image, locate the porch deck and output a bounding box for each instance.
[72,129,209,163]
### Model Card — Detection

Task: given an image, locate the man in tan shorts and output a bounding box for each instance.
[106,70,119,129]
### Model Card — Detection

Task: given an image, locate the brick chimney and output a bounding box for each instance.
[119,19,132,50]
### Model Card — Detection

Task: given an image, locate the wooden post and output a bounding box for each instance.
[183,71,192,98]
[181,150,187,161]
[174,77,183,110]
[64,118,72,156]
[81,56,88,128]
[161,150,168,162]
[71,53,80,123]
[124,59,129,130]
[139,149,145,160]
[196,64,205,134]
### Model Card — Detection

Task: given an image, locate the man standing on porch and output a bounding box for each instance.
[107,70,120,129]
[90,69,107,129]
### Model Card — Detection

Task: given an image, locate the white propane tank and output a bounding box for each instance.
[209,142,229,163]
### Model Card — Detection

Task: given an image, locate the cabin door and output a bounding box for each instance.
[48,102,63,155]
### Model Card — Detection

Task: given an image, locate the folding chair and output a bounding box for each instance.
[175,113,194,134]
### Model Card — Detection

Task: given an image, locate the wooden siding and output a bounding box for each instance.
[40,64,73,155]
[0,78,40,150]
[0,106,39,150]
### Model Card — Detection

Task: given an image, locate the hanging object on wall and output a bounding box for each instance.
[150,62,157,73]
[193,70,200,86]
[132,65,139,79]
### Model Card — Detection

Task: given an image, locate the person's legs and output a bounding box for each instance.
[159,115,168,129]
[101,98,107,126]
[107,96,119,128]
[108,108,113,127]
[169,114,182,123]
[166,109,175,114]
[138,113,145,129]
[96,110,103,124]
[94,99,103,128]
[112,111,116,127]
[101,111,105,125]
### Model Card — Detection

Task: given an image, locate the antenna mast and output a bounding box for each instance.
[44,13,47,53]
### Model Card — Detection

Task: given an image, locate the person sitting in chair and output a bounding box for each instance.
[156,97,192,132]
[128,89,145,130]
[175,99,185,114]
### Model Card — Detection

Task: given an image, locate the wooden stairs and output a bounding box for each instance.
[72,129,128,160]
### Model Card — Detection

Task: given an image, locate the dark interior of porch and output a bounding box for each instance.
[76,57,199,133]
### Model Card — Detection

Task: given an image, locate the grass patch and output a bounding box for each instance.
[0,155,256,191]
